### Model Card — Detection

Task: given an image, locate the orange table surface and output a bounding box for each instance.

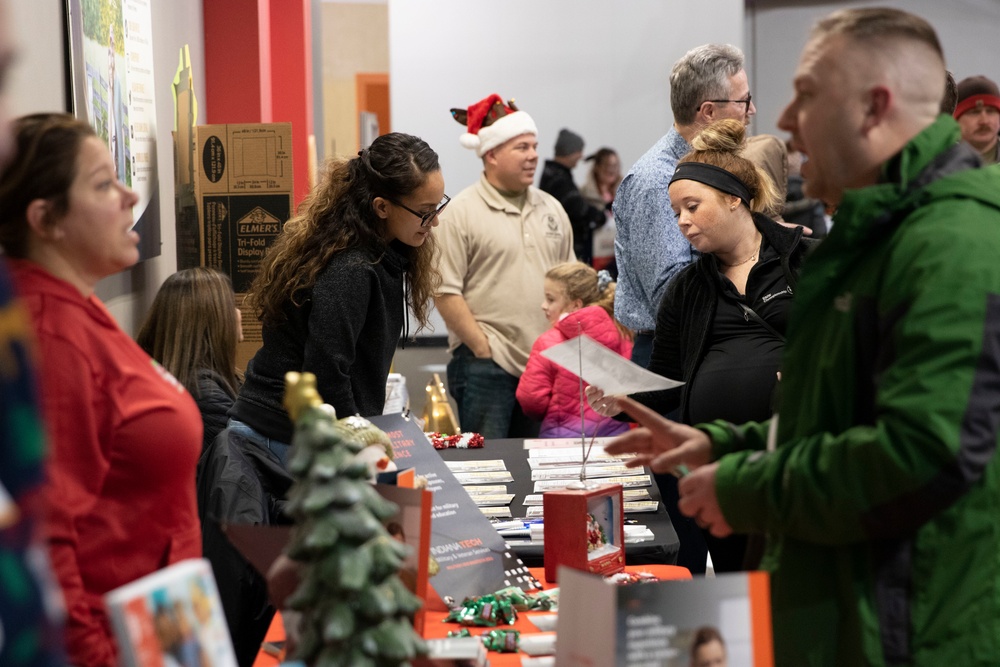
[254,564,691,667]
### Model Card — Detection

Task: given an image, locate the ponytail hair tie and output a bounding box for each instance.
[597,269,613,293]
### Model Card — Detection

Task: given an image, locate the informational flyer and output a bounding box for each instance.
[370,413,539,603]
[556,568,773,667]
[66,0,160,260]
[541,335,683,396]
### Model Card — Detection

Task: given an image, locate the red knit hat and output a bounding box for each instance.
[954,75,1000,119]
[450,94,537,157]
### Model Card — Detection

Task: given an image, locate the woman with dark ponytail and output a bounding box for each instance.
[228,132,446,465]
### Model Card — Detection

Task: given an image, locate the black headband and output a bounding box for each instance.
[669,161,752,209]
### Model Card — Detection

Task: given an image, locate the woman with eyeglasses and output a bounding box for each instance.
[0,113,203,665]
[229,132,446,467]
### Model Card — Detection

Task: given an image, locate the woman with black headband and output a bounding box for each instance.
[228,132,446,467]
[589,118,816,573]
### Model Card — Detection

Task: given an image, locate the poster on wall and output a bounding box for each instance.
[65,0,160,260]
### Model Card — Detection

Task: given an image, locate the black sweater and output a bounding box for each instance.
[539,160,606,259]
[194,369,237,454]
[636,213,816,423]
[230,241,407,442]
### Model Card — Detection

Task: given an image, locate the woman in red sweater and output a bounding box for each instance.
[0,113,203,666]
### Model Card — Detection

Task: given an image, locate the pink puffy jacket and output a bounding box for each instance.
[516,305,633,438]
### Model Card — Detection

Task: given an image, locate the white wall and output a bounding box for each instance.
[389,0,745,337]
[100,0,206,333]
[748,0,1000,137]
[8,0,66,114]
[389,0,746,193]
[11,0,1000,337]
[7,0,206,335]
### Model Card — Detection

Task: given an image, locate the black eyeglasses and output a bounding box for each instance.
[387,194,451,227]
[700,94,753,115]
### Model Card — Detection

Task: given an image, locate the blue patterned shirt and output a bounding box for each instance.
[613,128,697,331]
[0,258,64,667]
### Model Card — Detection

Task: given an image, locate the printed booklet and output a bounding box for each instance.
[104,558,237,667]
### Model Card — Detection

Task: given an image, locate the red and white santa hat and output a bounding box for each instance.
[450,93,537,157]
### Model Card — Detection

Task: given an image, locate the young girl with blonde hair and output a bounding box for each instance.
[516,261,632,438]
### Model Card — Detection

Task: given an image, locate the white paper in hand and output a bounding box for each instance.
[540,334,683,396]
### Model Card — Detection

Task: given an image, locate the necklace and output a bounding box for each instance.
[721,236,762,268]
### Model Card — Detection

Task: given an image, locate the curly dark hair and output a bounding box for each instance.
[246,132,442,330]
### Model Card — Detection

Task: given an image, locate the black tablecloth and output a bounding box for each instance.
[436,438,679,567]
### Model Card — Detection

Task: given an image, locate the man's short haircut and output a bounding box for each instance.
[670,44,745,126]
[941,70,958,115]
[810,7,943,60]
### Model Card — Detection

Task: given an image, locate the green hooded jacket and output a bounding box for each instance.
[702,115,1000,666]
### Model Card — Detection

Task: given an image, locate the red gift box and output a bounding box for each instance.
[543,483,625,583]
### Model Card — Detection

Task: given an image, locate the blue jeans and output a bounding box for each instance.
[227,418,291,469]
[447,345,537,439]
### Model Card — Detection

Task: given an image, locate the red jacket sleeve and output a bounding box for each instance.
[38,332,116,667]
[516,334,559,421]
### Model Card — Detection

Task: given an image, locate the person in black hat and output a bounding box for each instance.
[954,74,1000,164]
[539,128,606,264]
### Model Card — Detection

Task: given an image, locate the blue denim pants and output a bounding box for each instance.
[446,345,538,439]
[227,418,291,469]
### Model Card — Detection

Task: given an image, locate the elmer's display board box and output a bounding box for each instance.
[175,122,293,370]
[104,558,238,667]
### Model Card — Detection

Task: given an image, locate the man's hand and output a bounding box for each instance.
[603,397,713,474]
[472,336,492,359]
[435,293,492,359]
[678,463,732,537]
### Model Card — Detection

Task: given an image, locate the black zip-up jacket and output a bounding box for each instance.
[197,429,294,666]
[539,159,606,260]
[636,213,816,422]
[194,368,237,453]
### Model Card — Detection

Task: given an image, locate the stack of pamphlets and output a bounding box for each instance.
[499,440,660,545]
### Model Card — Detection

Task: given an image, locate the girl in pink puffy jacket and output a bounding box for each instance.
[516,262,633,438]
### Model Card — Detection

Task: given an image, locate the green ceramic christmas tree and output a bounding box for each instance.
[282,372,426,667]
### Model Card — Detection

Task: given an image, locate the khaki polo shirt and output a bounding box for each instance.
[436,173,575,376]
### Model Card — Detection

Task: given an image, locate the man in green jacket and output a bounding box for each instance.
[607,7,1000,666]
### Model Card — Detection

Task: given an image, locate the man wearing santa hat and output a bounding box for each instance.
[435,94,574,439]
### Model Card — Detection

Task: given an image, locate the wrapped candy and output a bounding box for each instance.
[444,594,517,626]
[493,586,557,612]
[481,629,520,653]
[605,571,659,585]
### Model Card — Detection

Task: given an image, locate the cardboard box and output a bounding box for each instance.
[176,122,293,371]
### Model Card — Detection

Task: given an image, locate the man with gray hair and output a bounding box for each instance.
[612,44,753,575]
[614,43,754,370]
